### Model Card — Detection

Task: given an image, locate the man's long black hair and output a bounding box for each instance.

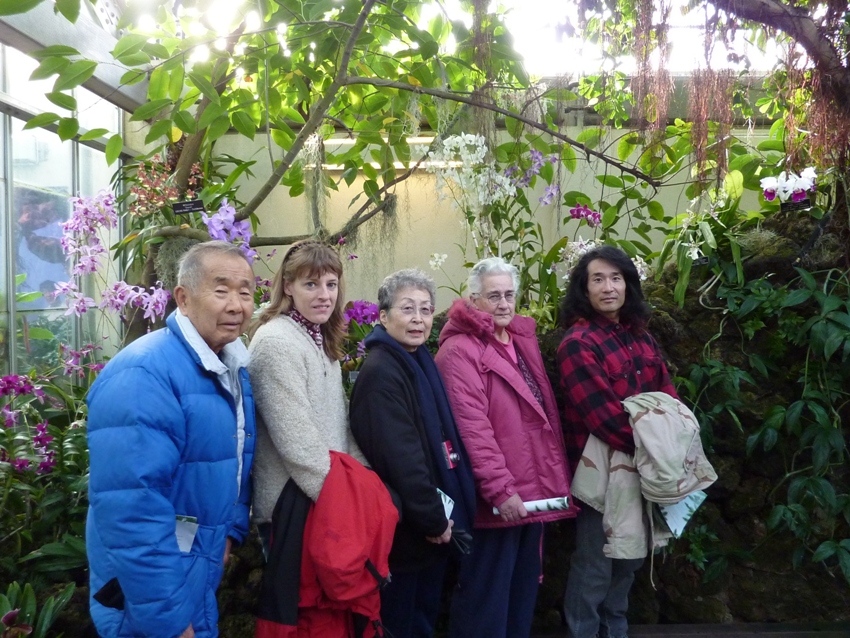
[559,244,651,330]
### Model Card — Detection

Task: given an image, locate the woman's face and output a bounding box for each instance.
[380,287,434,352]
[472,273,516,331]
[283,271,339,325]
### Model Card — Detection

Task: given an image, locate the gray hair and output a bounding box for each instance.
[377,268,436,311]
[177,241,252,292]
[467,256,520,296]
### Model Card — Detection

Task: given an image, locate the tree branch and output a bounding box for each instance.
[237,0,378,221]
[174,28,244,191]
[342,76,661,186]
[708,0,850,113]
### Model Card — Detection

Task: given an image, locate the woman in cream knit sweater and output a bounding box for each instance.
[248,240,365,529]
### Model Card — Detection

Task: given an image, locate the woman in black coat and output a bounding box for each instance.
[349,269,476,638]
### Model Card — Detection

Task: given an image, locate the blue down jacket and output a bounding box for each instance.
[86,313,256,638]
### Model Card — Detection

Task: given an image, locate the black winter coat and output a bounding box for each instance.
[349,343,450,573]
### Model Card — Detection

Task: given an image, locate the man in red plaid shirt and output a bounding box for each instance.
[557,245,678,638]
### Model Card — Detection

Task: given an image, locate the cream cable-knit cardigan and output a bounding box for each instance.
[248,314,365,524]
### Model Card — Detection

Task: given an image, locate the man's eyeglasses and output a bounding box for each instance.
[393,305,436,317]
[476,291,516,305]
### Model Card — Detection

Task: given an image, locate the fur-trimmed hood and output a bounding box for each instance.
[439,298,537,345]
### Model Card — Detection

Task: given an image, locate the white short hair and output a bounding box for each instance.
[467,257,519,296]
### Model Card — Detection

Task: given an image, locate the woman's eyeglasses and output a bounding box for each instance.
[394,305,436,317]
[476,291,516,305]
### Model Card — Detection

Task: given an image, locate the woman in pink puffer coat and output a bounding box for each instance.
[435,256,576,638]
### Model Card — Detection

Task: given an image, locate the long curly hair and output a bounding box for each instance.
[251,240,346,360]
[559,245,650,331]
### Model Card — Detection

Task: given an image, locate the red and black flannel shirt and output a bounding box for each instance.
[557,315,678,473]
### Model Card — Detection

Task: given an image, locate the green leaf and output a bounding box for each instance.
[57,117,79,141]
[601,205,617,229]
[198,102,225,130]
[781,288,813,307]
[112,34,148,59]
[168,65,185,102]
[647,200,664,221]
[23,112,60,130]
[130,98,172,122]
[144,118,173,144]
[54,59,97,92]
[363,179,380,202]
[757,139,785,152]
[794,267,817,290]
[617,133,638,161]
[55,0,81,22]
[838,548,850,584]
[148,65,168,101]
[698,221,717,249]
[30,44,79,59]
[561,144,576,173]
[79,127,109,141]
[46,91,77,111]
[105,133,123,166]
[188,72,221,105]
[30,56,70,81]
[27,326,55,340]
[120,69,147,86]
[173,110,197,135]
[0,0,46,16]
[231,111,256,140]
[576,127,605,150]
[205,115,231,142]
[597,175,624,188]
[616,239,637,258]
[812,540,837,563]
[723,170,744,199]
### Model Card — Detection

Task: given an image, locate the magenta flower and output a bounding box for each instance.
[2,405,19,428]
[344,300,380,325]
[1,375,36,397]
[11,457,31,472]
[337,237,346,246]
[33,422,53,449]
[99,281,142,314]
[347,253,358,261]
[65,292,97,317]
[791,189,808,203]
[37,450,57,474]
[138,285,171,321]
[763,189,777,201]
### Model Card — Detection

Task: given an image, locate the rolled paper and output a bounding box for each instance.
[492,496,570,515]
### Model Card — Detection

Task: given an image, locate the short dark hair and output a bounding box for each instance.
[559,245,650,329]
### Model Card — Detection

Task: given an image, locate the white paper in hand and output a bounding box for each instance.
[437,488,454,519]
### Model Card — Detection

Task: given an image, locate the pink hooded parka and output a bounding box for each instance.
[435,299,576,528]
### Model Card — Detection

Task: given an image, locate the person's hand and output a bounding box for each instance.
[178,624,194,638]
[223,538,232,565]
[426,519,453,544]
[498,493,527,523]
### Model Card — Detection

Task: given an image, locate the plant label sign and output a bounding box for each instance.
[173,199,206,215]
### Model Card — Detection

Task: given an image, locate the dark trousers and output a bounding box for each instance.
[448,522,543,638]
[563,506,644,638]
[379,558,447,638]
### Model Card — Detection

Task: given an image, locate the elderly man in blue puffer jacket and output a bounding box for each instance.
[86,241,257,638]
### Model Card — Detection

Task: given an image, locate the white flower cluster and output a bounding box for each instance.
[556,238,649,283]
[429,253,448,270]
[760,167,817,203]
[427,134,516,214]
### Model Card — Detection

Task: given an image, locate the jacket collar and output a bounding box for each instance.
[439,298,537,346]
[168,311,250,375]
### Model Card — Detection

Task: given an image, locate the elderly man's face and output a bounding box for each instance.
[175,253,255,353]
